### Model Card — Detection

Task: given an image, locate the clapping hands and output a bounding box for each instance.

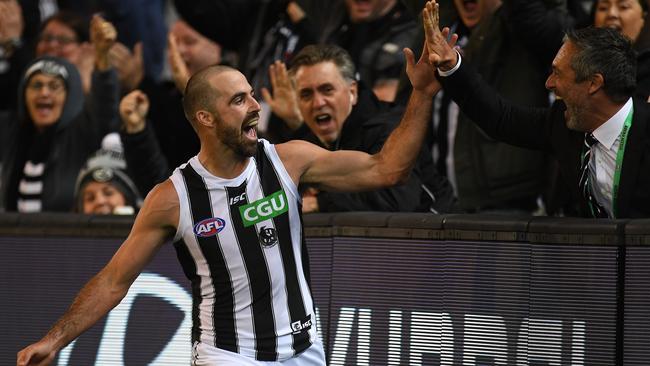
[262,60,304,130]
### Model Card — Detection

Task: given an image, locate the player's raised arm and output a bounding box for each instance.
[278,32,456,192]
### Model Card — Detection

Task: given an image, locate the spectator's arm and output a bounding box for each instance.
[119,90,170,194]
[0,0,24,58]
[90,15,117,72]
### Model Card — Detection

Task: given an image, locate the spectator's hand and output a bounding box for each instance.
[120,90,149,134]
[286,1,306,23]
[0,0,23,49]
[423,0,458,71]
[110,41,144,92]
[167,33,190,94]
[90,15,117,71]
[261,60,303,130]
[301,187,320,213]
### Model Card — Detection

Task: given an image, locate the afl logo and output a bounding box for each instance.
[193,217,226,237]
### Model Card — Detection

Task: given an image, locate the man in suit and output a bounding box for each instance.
[422,0,650,218]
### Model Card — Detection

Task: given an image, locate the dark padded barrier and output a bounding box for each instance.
[2,213,650,365]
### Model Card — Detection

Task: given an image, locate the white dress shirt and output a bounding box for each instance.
[589,97,633,218]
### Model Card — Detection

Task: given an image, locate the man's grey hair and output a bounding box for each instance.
[289,44,357,82]
[564,27,637,103]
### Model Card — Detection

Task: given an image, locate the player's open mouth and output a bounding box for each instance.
[243,119,258,139]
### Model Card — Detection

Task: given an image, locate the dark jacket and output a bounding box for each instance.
[449,6,549,212]
[292,84,455,213]
[120,122,171,196]
[0,56,120,212]
[326,1,418,90]
[440,61,650,218]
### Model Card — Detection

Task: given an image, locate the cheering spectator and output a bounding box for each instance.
[326,0,419,102]
[264,45,455,213]
[0,15,120,212]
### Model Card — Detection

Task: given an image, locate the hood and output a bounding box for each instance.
[17,56,84,131]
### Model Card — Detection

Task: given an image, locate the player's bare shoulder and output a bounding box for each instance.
[275,140,322,185]
[136,179,180,233]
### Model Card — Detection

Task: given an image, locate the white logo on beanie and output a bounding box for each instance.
[25,60,69,81]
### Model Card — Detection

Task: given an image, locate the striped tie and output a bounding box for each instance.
[578,133,608,218]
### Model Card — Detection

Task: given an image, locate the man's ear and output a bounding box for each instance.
[195,110,214,128]
[588,73,605,95]
[349,80,358,105]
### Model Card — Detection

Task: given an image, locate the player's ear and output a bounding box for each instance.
[195,109,215,128]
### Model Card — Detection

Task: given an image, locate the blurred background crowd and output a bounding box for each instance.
[0,0,647,216]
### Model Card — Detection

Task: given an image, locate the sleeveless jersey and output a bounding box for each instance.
[169,139,316,361]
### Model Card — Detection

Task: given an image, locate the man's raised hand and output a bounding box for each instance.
[423,0,459,72]
[261,60,304,130]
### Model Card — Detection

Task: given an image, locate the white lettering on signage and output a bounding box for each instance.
[463,314,508,365]
[409,311,453,365]
[572,320,585,366]
[387,310,402,365]
[517,318,562,366]
[58,272,192,366]
[328,307,585,365]
[56,287,588,365]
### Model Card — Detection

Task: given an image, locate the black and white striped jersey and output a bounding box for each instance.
[169,139,316,361]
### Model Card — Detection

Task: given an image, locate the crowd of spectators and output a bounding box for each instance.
[0,0,648,219]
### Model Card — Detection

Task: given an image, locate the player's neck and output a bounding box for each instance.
[197,145,249,179]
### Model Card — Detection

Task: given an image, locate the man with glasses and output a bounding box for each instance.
[0,16,120,213]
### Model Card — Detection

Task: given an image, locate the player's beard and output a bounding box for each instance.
[215,112,259,158]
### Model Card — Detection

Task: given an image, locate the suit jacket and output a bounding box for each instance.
[439,62,650,218]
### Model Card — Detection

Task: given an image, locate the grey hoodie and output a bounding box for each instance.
[0,56,120,212]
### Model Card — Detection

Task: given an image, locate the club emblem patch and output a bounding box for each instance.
[258,226,278,248]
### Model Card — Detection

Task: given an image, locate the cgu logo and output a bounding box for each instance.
[240,190,288,227]
[193,217,226,237]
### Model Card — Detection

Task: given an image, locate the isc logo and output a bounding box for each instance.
[193,217,226,237]
[291,315,313,334]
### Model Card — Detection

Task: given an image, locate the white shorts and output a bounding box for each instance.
[191,340,326,366]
